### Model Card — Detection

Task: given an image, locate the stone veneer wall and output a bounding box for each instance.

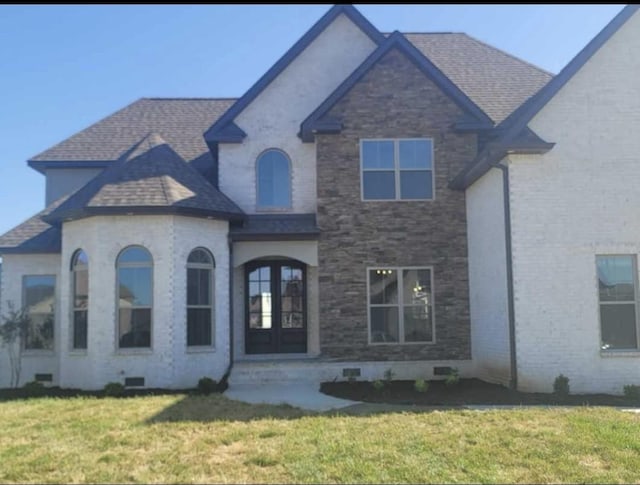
[316,48,476,361]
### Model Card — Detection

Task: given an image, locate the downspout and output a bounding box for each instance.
[490,161,518,390]
[220,234,234,389]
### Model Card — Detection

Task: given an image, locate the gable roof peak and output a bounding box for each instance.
[204,4,384,144]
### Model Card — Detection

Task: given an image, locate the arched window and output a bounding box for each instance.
[117,246,153,348]
[187,248,215,347]
[256,149,291,209]
[71,249,88,350]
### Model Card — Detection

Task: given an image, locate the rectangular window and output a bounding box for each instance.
[22,275,55,350]
[361,139,434,201]
[187,266,213,346]
[597,255,639,350]
[368,268,434,344]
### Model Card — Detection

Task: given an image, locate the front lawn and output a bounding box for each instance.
[0,394,639,483]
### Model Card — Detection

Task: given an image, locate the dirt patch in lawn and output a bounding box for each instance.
[320,378,638,407]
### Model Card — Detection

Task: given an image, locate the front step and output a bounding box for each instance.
[228,359,339,386]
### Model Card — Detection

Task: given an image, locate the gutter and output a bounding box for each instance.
[220,235,234,389]
[491,161,518,391]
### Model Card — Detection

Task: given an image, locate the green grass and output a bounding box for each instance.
[0,394,639,483]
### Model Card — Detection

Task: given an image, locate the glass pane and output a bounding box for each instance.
[25,313,54,350]
[400,170,432,199]
[73,250,89,268]
[370,307,399,343]
[119,308,151,348]
[404,306,433,342]
[600,304,638,350]
[118,267,152,306]
[369,269,398,304]
[73,310,88,349]
[188,249,212,265]
[403,269,432,305]
[118,247,152,264]
[597,256,635,302]
[187,308,212,346]
[74,269,88,309]
[257,150,290,208]
[363,171,395,200]
[187,268,210,306]
[282,312,304,329]
[399,139,432,169]
[23,275,55,350]
[362,141,394,169]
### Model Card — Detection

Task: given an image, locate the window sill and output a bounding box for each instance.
[600,349,640,358]
[186,346,216,354]
[368,341,435,346]
[68,350,88,356]
[22,350,55,357]
[115,348,153,356]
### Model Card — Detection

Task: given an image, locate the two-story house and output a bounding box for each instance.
[1,5,639,394]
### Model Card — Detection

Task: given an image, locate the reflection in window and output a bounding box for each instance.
[23,275,55,350]
[71,250,88,350]
[368,268,433,343]
[257,149,291,209]
[597,255,638,350]
[117,246,152,348]
[187,248,215,346]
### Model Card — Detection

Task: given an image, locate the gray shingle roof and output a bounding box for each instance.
[44,133,244,223]
[0,197,66,254]
[30,98,236,165]
[230,214,319,241]
[403,33,552,123]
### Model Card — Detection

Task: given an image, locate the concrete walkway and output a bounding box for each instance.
[225,382,357,412]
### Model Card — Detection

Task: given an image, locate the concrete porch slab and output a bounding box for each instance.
[224,382,358,412]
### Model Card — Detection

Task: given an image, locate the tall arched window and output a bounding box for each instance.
[187,248,215,347]
[117,246,153,348]
[256,149,291,209]
[71,249,88,350]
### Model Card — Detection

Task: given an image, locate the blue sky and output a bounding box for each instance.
[0,4,624,236]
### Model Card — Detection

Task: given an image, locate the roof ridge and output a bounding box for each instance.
[461,32,555,77]
[142,97,239,101]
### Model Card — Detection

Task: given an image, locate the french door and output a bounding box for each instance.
[245,260,307,354]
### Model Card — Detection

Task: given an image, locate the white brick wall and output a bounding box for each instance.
[466,168,511,385]
[219,13,377,214]
[508,10,640,394]
[0,254,61,388]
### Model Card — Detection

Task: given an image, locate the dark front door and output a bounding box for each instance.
[245,260,307,354]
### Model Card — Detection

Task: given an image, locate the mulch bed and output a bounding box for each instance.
[320,378,638,407]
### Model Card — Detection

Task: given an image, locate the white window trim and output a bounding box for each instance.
[186,248,215,350]
[596,254,640,352]
[115,246,154,352]
[21,274,57,355]
[366,266,436,345]
[360,138,435,202]
[255,148,293,212]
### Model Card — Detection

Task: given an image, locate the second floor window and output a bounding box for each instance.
[257,149,291,209]
[361,139,434,201]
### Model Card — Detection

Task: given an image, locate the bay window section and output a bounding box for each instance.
[71,250,88,350]
[187,248,215,347]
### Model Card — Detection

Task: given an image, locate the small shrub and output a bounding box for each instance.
[197,377,217,395]
[414,378,429,393]
[445,368,460,387]
[383,368,395,382]
[372,379,385,392]
[22,380,46,397]
[623,384,640,401]
[104,382,125,398]
[553,374,570,397]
